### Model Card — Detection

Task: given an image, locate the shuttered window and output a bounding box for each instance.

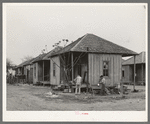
[103,61,109,77]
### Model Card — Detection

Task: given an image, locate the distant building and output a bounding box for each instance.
[122,51,145,85]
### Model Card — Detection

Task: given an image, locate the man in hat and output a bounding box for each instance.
[98,75,106,95]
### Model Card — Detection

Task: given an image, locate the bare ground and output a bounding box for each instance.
[7,84,145,111]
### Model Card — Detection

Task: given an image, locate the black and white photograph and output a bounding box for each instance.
[3,3,147,122]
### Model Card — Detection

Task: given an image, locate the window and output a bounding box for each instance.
[122,70,125,78]
[53,63,56,76]
[103,61,109,76]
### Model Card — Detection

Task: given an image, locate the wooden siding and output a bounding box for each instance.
[44,60,50,81]
[122,65,130,82]
[29,67,33,83]
[38,61,43,81]
[33,63,38,84]
[122,64,145,84]
[88,53,122,86]
[50,56,60,85]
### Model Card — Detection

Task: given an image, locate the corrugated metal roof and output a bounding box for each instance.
[122,51,145,65]
[51,33,138,57]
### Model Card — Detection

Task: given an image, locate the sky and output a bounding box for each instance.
[4,3,147,65]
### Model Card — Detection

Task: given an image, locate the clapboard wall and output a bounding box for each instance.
[38,61,43,81]
[50,56,60,85]
[33,63,38,84]
[122,65,132,83]
[88,53,122,86]
[122,64,145,84]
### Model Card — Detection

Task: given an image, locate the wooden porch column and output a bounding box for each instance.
[87,53,89,84]
[133,55,136,90]
[71,52,74,82]
[43,61,44,81]
[142,63,143,84]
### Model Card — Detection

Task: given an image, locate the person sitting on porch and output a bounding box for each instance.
[98,75,106,95]
[74,74,82,95]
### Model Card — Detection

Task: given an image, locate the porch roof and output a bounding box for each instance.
[50,33,138,57]
[122,51,145,65]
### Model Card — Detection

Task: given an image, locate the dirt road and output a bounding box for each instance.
[7,84,145,111]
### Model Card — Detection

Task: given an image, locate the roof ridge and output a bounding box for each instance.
[70,34,88,51]
[43,46,63,59]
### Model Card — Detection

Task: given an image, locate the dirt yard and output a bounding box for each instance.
[7,83,146,111]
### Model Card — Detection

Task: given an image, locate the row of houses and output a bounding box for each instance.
[15,33,146,86]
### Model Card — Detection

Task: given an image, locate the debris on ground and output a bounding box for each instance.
[45,91,59,98]
[132,89,139,93]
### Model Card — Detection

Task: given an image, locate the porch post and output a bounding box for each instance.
[133,55,136,90]
[71,52,74,82]
[87,53,89,84]
[87,53,89,93]
[142,63,143,85]
[43,61,44,81]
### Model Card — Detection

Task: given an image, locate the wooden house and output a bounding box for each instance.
[22,58,35,84]
[16,60,30,83]
[16,60,29,75]
[32,46,63,85]
[122,51,146,85]
[49,33,138,87]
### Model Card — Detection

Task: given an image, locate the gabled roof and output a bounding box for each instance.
[23,58,36,66]
[50,35,85,56]
[32,46,63,63]
[122,51,145,65]
[17,60,30,68]
[51,33,138,57]
[32,53,47,63]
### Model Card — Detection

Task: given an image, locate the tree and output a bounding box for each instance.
[6,58,13,72]
[21,55,33,62]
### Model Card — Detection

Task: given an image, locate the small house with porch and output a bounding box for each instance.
[22,58,35,84]
[122,51,146,85]
[32,46,63,85]
[15,60,31,83]
[49,33,138,87]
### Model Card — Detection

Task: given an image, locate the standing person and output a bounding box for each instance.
[99,75,106,95]
[74,74,82,95]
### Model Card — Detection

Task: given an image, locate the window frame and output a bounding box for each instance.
[103,61,109,77]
